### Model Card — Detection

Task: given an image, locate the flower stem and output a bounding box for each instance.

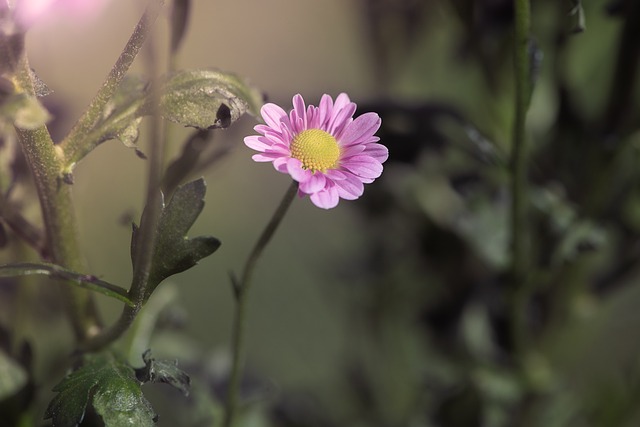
[223,180,298,427]
[510,0,532,355]
[59,0,163,169]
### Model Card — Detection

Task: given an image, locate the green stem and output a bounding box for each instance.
[223,180,298,427]
[59,1,164,169]
[80,18,168,353]
[13,57,101,341]
[510,0,531,355]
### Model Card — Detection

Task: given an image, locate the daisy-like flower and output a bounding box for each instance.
[244,93,388,209]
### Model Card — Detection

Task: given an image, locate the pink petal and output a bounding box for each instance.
[342,156,384,179]
[340,113,381,146]
[317,94,333,128]
[341,144,366,157]
[261,103,288,129]
[299,172,327,194]
[362,143,389,163]
[286,158,312,182]
[244,135,272,152]
[334,173,364,200]
[310,185,340,209]
[273,157,290,172]
[325,169,347,181]
[253,153,281,162]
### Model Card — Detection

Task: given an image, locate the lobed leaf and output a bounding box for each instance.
[45,352,156,427]
[131,178,221,300]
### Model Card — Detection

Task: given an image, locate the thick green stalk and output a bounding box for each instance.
[223,181,298,427]
[13,59,101,341]
[510,0,531,354]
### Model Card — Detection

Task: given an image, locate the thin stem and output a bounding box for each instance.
[80,14,168,353]
[59,0,164,168]
[510,0,531,355]
[13,56,101,341]
[223,180,298,427]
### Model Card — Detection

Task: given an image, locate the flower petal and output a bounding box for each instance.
[310,185,340,209]
[261,103,288,129]
[342,155,384,179]
[273,156,290,172]
[252,153,281,162]
[340,113,381,146]
[299,172,327,194]
[244,135,271,152]
[286,158,312,182]
[335,173,364,200]
[362,142,389,163]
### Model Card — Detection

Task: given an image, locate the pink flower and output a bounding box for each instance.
[245,93,388,209]
[14,0,111,28]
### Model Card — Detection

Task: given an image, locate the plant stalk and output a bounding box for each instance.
[13,57,101,341]
[59,0,164,168]
[223,180,298,427]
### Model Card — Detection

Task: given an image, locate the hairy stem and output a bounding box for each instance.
[59,1,164,168]
[223,180,298,427]
[510,0,532,355]
[13,57,101,341]
[80,12,168,353]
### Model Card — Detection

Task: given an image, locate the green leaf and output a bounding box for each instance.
[132,178,221,299]
[63,69,262,169]
[45,352,156,427]
[135,350,190,396]
[0,262,133,307]
[157,68,263,129]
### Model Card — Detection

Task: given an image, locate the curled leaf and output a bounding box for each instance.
[157,68,263,129]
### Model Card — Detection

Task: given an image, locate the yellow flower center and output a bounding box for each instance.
[290,129,341,172]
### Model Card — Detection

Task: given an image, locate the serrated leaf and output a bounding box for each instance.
[158,68,263,129]
[0,262,133,307]
[45,352,156,427]
[136,350,190,396]
[132,178,220,299]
